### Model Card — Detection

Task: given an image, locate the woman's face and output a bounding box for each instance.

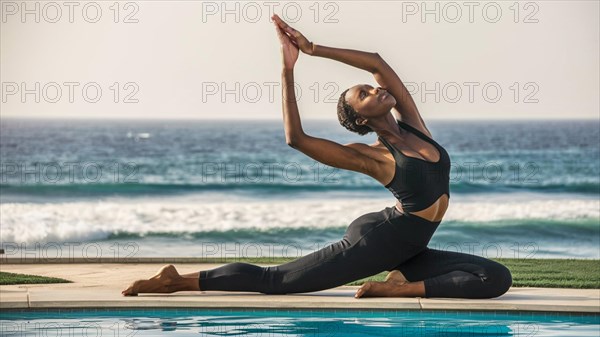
[345,84,397,120]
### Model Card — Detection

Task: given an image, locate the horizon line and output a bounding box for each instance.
[1,116,599,122]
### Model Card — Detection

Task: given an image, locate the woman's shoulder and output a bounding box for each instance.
[343,141,391,165]
[342,141,394,185]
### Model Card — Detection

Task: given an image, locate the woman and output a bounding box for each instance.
[122,14,512,299]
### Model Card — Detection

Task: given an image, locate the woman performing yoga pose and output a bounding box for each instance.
[122,14,512,299]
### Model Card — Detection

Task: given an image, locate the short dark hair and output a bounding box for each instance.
[337,88,373,136]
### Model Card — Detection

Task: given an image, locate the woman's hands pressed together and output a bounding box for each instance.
[272,14,314,55]
[272,14,315,70]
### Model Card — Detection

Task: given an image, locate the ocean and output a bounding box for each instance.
[1,118,598,260]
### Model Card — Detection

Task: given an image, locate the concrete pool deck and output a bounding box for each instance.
[1,263,599,313]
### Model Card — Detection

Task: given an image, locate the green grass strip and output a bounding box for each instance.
[0,272,71,285]
[1,258,597,288]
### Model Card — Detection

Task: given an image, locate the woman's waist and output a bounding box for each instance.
[392,200,447,224]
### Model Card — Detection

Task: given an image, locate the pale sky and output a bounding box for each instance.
[1,0,598,120]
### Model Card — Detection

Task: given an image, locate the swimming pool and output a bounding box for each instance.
[1,309,598,336]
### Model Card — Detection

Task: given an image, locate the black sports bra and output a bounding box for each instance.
[378,119,451,213]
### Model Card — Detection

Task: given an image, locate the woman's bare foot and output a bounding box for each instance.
[122,264,185,296]
[355,270,425,298]
[384,270,408,283]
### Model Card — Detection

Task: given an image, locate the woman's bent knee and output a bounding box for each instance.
[485,262,512,298]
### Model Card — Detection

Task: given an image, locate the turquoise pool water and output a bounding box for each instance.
[1,309,598,336]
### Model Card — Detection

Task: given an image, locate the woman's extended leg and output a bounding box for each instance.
[197,207,421,294]
[390,248,513,299]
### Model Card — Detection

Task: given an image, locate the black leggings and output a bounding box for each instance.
[199,205,512,298]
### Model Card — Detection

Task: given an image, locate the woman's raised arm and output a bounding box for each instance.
[312,44,381,74]
[272,14,380,73]
[274,18,375,177]
[272,14,431,138]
